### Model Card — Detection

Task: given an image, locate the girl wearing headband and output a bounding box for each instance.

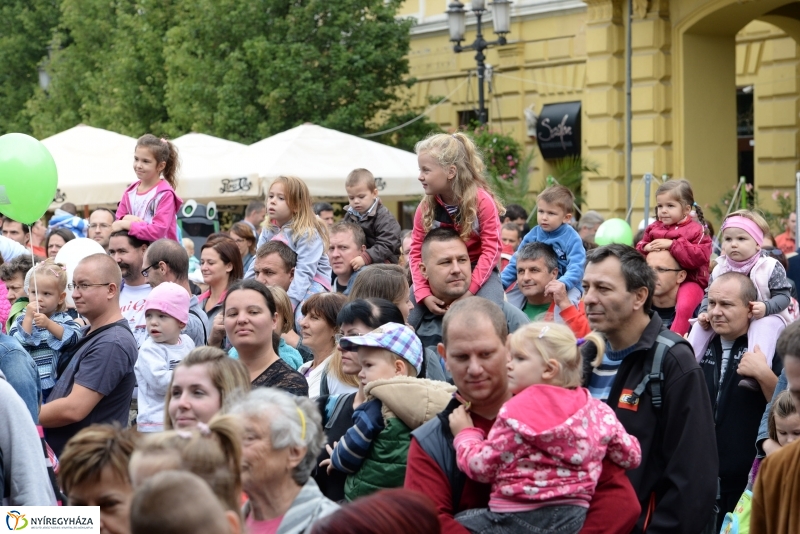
[636,179,712,336]
[448,322,641,534]
[689,210,793,390]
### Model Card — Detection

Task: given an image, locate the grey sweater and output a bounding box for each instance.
[0,370,57,505]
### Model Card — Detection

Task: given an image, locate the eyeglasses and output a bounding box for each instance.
[141,260,167,278]
[88,223,111,230]
[652,267,684,274]
[68,282,111,291]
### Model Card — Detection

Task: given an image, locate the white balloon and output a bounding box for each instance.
[54,238,107,307]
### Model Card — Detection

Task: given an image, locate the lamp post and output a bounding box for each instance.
[446,0,512,125]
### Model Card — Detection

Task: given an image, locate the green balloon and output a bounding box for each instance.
[594,218,634,246]
[0,133,58,225]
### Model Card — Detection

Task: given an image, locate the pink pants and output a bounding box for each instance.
[671,281,705,336]
[689,314,785,367]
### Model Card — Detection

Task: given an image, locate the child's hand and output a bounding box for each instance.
[422,295,447,315]
[122,215,143,222]
[643,243,654,252]
[448,405,474,436]
[750,301,767,320]
[321,441,339,475]
[738,345,769,380]
[208,313,226,346]
[25,301,38,315]
[544,280,567,300]
[649,239,673,251]
[697,312,710,330]
[111,220,129,233]
[32,313,50,328]
[350,256,366,272]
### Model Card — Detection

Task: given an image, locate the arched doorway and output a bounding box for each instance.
[675,0,800,207]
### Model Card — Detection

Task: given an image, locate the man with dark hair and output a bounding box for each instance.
[405,297,642,534]
[242,201,266,238]
[143,239,209,346]
[328,222,367,295]
[412,228,527,354]
[109,231,151,347]
[751,321,800,534]
[501,204,528,233]
[506,242,588,336]
[314,202,335,228]
[645,250,686,329]
[698,272,781,527]
[89,208,116,252]
[580,244,718,533]
[2,219,43,257]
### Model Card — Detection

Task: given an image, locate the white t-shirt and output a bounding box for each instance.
[120,283,152,348]
[298,356,358,399]
[128,184,161,221]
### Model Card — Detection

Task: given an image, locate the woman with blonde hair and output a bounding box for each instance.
[165,346,250,430]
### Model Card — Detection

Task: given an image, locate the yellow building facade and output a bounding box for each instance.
[400,0,800,226]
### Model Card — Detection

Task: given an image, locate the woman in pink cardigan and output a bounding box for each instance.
[449,323,641,534]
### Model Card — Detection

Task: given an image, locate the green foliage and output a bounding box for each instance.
[367,97,445,153]
[0,0,60,135]
[546,156,599,209]
[16,0,413,143]
[707,183,793,235]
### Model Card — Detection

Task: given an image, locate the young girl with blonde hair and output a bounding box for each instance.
[10,259,82,400]
[258,176,331,309]
[449,322,641,534]
[410,132,504,317]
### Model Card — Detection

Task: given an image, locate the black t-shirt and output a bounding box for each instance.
[46,320,137,456]
[652,305,676,329]
[251,358,309,397]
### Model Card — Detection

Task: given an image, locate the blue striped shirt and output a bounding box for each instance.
[588,343,638,401]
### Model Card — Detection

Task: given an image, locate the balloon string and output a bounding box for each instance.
[29,240,39,314]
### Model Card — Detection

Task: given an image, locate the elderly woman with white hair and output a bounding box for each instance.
[230,388,339,533]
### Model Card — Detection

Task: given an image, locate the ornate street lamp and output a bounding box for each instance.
[446,0,512,124]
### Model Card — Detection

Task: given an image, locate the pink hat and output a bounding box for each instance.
[145,282,190,325]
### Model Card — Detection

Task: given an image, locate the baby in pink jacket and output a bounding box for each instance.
[449,322,641,534]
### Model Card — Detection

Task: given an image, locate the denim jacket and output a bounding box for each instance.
[0,334,41,423]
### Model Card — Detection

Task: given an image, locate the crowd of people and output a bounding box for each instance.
[2,129,800,534]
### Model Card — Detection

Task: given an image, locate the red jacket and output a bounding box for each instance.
[410,188,501,303]
[636,218,711,288]
[405,409,642,534]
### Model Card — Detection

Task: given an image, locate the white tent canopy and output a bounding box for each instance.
[233,123,423,199]
[42,125,137,208]
[171,133,255,205]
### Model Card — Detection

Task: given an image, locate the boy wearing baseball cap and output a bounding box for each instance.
[134,282,196,432]
[324,322,455,501]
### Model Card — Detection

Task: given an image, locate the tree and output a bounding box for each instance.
[0,0,60,135]
[164,0,413,142]
[367,96,445,152]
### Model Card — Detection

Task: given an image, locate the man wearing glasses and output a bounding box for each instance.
[646,249,687,331]
[40,254,138,456]
[88,208,115,253]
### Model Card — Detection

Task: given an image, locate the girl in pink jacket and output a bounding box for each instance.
[636,179,712,335]
[113,134,183,242]
[449,322,641,534]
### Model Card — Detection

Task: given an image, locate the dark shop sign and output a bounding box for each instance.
[536,102,581,159]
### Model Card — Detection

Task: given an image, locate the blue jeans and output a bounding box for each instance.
[455,505,587,534]
[0,334,42,423]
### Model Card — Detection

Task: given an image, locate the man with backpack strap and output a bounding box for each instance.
[581,244,718,534]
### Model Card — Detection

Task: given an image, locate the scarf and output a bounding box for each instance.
[720,251,761,275]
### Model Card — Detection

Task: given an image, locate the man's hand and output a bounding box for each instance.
[750,301,767,320]
[422,295,447,315]
[448,405,474,436]
[738,345,770,380]
[208,313,225,346]
[350,256,366,272]
[697,312,711,330]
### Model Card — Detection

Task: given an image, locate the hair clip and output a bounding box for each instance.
[160,137,167,143]
[296,407,307,441]
[576,337,586,346]
[196,422,211,436]
[176,431,192,439]
[538,326,550,339]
